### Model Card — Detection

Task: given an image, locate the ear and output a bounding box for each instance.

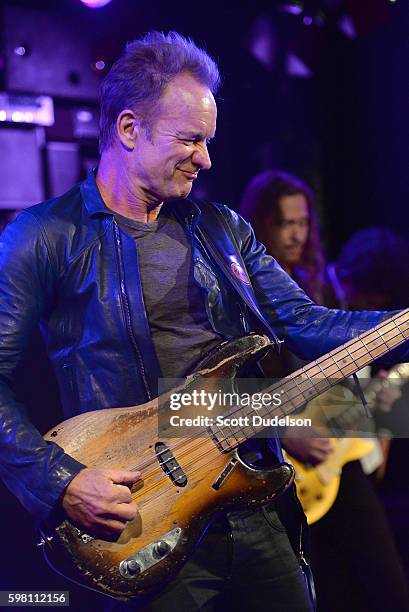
[116,109,140,150]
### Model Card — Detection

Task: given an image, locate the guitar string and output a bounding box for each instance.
[130,359,372,500]
[131,443,222,503]
[121,319,409,493]
[117,316,409,489]
[115,324,409,506]
[136,364,373,498]
[135,326,406,469]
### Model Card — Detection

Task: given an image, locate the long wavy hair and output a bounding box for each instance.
[239,170,326,303]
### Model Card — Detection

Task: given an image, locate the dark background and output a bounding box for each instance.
[1,0,408,252]
[0,0,408,608]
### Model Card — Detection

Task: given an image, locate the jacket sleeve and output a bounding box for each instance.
[0,212,84,521]
[219,205,408,361]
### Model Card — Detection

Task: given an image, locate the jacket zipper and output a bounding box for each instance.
[113,219,152,401]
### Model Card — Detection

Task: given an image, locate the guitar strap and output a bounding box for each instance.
[196,201,281,348]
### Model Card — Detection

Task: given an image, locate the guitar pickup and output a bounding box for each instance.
[155,442,187,487]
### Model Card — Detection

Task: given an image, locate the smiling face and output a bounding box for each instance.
[127,73,217,205]
[267,193,309,272]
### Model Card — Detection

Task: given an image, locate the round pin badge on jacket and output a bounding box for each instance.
[231,262,251,285]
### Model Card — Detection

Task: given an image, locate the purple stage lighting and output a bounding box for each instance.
[80,0,112,8]
[279,3,303,15]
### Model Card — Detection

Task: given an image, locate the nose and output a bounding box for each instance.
[293,227,303,242]
[291,224,305,244]
[192,143,212,171]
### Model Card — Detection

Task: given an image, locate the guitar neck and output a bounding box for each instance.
[211,310,409,450]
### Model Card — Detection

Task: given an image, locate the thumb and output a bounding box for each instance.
[108,469,142,485]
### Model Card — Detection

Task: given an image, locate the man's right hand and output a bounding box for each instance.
[62,467,141,540]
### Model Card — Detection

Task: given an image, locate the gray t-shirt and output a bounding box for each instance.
[114,208,221,380]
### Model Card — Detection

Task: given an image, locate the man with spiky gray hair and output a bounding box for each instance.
[1,31,404,610]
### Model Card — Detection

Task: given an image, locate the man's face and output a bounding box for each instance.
[130,73,217,203]
[267,194,309,270]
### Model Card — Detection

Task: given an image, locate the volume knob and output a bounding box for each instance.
[125,559,141,575]
[154,540,171,556]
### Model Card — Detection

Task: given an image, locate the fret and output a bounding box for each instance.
[344,345,361,371]
[314,359,337,387]
[330,353,347,374]
[294,370,317,398]
[299,366,328,401]
[303,363,332,400]
[274,384,297,417]
[210,432,234,453]
[332,346,362,377]
[220,438,235,451]
[332,347,347,363]
[209,424,224,442]
[226,420,243,445]
[346,342,367,366]
[326,358,341,375]
[307,360,336,379]
[239,403,256,435]
[280,379,300,403]
[359,335,377,361]
[389,317,409,342]
[243,417,258,439]
[280,379,305,408]
[321,353,351,379]
[310,376,332,398]
[374,326,395,350]
[299,367,317,401]
[366,329,389,355]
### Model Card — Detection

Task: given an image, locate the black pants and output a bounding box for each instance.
[103,506,314,612]
[310,460,409,612]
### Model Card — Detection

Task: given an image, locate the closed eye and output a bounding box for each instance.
[179,137,212,146]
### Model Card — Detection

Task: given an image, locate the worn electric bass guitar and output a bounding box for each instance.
[41,310,409,597]
[285,363,409,524]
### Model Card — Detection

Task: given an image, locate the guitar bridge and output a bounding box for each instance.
[212,456,239,490]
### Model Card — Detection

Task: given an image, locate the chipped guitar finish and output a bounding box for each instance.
[42,334,294,598]
[42,310,409,598]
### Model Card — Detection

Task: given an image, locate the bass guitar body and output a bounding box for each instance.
[41,310,409,597]
[42,334,294,598]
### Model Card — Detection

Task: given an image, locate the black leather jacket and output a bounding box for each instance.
[0,172,403,520]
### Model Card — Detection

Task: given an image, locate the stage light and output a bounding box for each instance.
[80,0,112,8]
[337,15,357,39]
[279,2,303,16]
[76,110,93,123]
[286,53,312,78]
[13,46,27,56]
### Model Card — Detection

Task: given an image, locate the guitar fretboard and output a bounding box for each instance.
[209,309,409,451]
